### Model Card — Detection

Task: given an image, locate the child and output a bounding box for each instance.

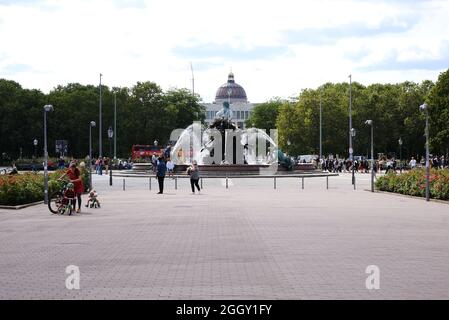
[166,158,174,179]
[85,190,101,208]
[62,182,76,215]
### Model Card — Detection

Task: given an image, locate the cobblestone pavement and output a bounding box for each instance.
[1,173,448,299]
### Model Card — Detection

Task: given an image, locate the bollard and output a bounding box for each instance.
[274,176,276,189]
[302,177,304,189]
[123,179,125,191]
[149,176,151,190]
[226,175,228,189]
[326,176,329,190]
[201,178,203,189]
[175,176,177,190]
[353,177,356,190]
[109,169,112,186]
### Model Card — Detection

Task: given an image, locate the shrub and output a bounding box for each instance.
[376,169,449,200]
[0,168,87,206]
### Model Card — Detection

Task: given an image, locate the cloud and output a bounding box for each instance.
[282,17,416,46]
[172,43,289,63]
[0,0,448,103]
[358,43,449,72]
[0,63,34,75]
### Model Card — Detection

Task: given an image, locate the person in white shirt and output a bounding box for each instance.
[166,158,175,179]
[409,157,417,169]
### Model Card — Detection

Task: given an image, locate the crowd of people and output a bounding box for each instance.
[318,155,449,173]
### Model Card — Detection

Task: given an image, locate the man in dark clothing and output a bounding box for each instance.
[156,156,166,194]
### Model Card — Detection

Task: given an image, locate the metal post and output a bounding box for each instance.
[302,177,304,189]
[349,75,353,185]
[371,124,374,193]
[149,176,152,190]
[425,112,430,201]
[99,73,103,158]
[354,177,356,190]
[201,178,203,189]
[43,110,48,204]
[114,91,117,159]
[123,179,125,191]
[109,137,113,186]
[175,176,177,190]
[226,175,228,189]
[274,177,276,189]
[326,176,329,190]
[319,87,323,160]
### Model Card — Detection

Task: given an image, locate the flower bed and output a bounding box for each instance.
[0,168,89,206]
[376,169,449,200]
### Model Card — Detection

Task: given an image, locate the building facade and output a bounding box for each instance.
[203,72,255,129]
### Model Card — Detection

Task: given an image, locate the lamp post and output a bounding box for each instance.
[89,121,96,190]
[419,103,430,202]
[33,139,38,159]
[319,86,323,160]
[108,126,113,186]
[43,104,54,205]
[114,90,117,160]
[348,75,353,185]
[398,138,403,173]
[365,120,374,192]
[99,73,103,158]
[351,127,356,185]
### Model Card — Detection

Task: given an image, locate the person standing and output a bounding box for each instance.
[156,156,166,194]
[187,160,201,195]
[166,158,175,179]
[104,157,109,175]
[59,162,84,213]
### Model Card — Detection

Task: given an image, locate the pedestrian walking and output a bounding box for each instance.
[156,156,166,194]
[187,160,201,195]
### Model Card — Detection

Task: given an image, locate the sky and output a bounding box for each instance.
[0,0,448,102]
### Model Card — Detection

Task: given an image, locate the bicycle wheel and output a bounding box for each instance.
[48,191,63,214]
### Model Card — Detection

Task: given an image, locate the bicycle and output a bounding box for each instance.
[48,181,76,215]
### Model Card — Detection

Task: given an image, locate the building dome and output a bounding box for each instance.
[215,72,248,103]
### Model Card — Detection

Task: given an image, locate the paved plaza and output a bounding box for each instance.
[0,173,448,299]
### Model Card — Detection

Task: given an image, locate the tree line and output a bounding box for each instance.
[0,80,205,161]
[247,68,449,160]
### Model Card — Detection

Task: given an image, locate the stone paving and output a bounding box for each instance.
[0,173,448,299]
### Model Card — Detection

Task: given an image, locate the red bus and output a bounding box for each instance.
[131,145,163,161]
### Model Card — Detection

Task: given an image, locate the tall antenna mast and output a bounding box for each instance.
[190,62,195,96]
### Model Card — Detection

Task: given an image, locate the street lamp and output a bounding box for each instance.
[319,87,323,160]
[398,138,403,173]
[43,104,54,205]
[351,127,356,185]
[113,90,117,160]
[89,121,96,190]
[108,126,114,186]
[99,73,103,158]
[365,120,374,192]
[33,139,38,159]
[419,103,430,201]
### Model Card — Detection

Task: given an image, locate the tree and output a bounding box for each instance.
[428,70,449,156]
[245,98,284,130]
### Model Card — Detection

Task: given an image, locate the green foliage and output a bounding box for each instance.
[245,98,284,130]
[0,168,89,206]
[376,169,449,200]
[0,79,204,160]
[277,79,437,158]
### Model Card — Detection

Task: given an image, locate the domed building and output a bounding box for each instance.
[203,72,255,129]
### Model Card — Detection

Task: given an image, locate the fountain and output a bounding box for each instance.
[170,101,301,175]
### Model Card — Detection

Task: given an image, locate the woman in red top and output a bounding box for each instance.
[59,162,84,213]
